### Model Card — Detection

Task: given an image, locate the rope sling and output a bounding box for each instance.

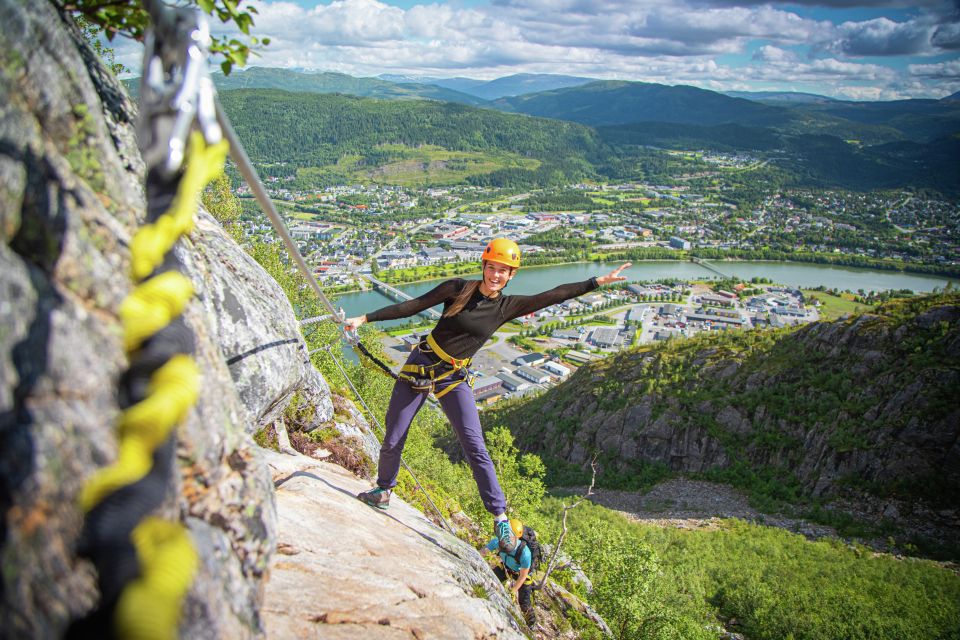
[70,3,225,637]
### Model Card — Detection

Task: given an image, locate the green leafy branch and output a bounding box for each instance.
[58,0,270,74]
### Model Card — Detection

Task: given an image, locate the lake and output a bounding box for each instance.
[333,260,956,327]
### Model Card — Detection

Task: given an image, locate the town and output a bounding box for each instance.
[231,164,957,405]
[234,163,959,297]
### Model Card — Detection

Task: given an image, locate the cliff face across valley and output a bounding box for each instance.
[491,295,960,525]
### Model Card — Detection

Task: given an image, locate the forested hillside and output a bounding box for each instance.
[217,89,614,187]
[214,82,960,194]
[487,294,960,544]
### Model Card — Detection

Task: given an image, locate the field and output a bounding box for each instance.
[803,289,874,320]
[298,144,540,187]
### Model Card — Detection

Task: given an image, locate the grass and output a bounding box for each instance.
[802,289,874,320]
[538,498,960,640]
[299,145,541,187]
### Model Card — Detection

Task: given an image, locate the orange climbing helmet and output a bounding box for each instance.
[509,519,524,538]
[482,238,521,269]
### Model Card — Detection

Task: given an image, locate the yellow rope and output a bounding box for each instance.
[120,271,195,352]
[79,355,200,511]
[114,517,199,640]
[78,130,226,637]
[130,134,229,282]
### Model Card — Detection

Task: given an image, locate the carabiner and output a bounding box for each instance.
[137,6,221,178]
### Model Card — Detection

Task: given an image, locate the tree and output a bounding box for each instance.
[73,14,127,75]
[202,171,242,240]
[60,0,268,75]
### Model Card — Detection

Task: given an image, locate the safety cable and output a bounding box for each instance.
[323,346,454,533]
[299,314,334,327]
[211,77,458,534]
[215,103,349,338]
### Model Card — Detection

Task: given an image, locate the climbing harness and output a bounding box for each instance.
[401,334,474,399]
[70,2,225,638]
[354,334,475,400]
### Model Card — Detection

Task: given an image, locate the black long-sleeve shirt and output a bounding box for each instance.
[366,277,599,359]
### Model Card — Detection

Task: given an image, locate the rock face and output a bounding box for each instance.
[262,450,526,640]
[0,4,541,639]
[0,1,293,635]
[499,297,960,514]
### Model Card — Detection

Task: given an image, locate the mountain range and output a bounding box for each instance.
[124,67,960,194]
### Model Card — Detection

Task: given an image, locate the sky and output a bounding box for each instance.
[114,0,960,100]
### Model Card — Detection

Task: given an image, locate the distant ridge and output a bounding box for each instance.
[724,90,837,104]
[943,91,960,102]
[495,80,795,128]
[380,72,595,100]
[210,67,488,105]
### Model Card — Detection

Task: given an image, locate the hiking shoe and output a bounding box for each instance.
[495,519,515,550]
[358,486,391,510]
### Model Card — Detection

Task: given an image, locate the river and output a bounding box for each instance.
[333,260,956,327]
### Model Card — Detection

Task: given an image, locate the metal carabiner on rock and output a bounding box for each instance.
[137,1,221,178]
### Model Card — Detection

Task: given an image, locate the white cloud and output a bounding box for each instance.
[825,15,947,56]
[909,59,960,78]
[752,45,799,63]
[107,0,960,99]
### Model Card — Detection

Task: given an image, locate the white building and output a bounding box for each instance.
[516,366,551,384]
[543,361,571,377]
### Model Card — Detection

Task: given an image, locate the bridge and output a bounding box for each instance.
[363,275,441,320]
[691,257,731,279]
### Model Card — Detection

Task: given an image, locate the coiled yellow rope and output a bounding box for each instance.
[78,131,227,638]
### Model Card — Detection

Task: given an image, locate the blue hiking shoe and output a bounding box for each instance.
[358,486,391,510]
[495,519,516,551]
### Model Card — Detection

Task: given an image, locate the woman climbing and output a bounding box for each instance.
[345,238,630,547]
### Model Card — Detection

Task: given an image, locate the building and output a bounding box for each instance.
[552,328,583,341]
[565,350,597,364]
[591,327,623,348]
[496,372,530,392]
[472,376,504,402]
[542,361,571,377]
[401,334,423,351]
[772,306,807,318]
[290,222,336,241]
[581,293,605,308]
[699,294,736,307]
[660,303,680,316]
[669,236,691,250]
[514,353,546,367]
[686,312,744,325]
[626,307,646,322]
[516,366,551,384]
[419,247,459,264]
[431,223,470,240]
[377,251,417,270]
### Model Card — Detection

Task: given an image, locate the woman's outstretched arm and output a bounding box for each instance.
[345,278,463,331]
[503,263,631,320]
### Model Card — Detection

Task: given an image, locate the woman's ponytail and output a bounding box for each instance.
[443,280,481,318]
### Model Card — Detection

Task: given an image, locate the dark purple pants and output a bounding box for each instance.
[376,346,507,516]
